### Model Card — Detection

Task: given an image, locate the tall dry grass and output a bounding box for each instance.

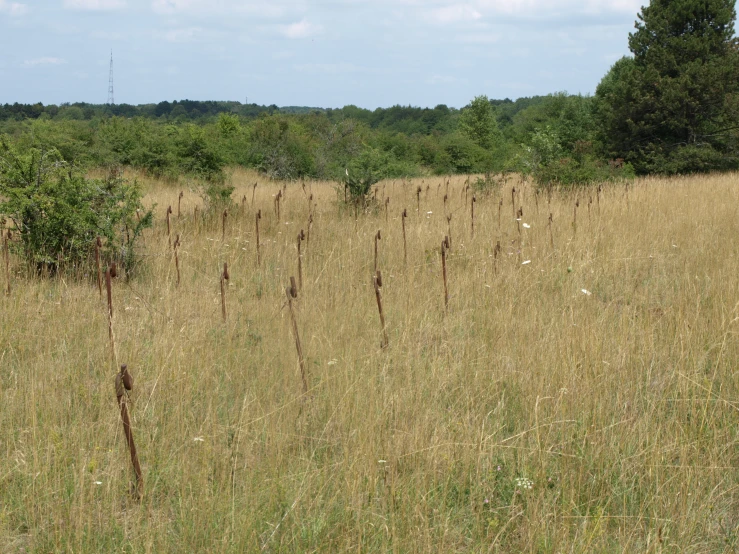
[1,168,738,552]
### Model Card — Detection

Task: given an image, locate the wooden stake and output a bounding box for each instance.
[105,263,118,367]
[286,277,308,394]
[548,213,555,250]
[401,209,408,265]
[115,364,142,497]
[95,236,102,299]
[255,210,262,266]
[441,236,450,310]
[306,211,313,247]
[374,229,381,273]
[166,206,172,246]
[3,229,11,296]
[373,270,388,349]
[297,230,305,290]
[173,234,181,287]
[220,262,229,322]
[275,190,282,223]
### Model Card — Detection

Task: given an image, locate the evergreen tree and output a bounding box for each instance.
[596,0,739,174]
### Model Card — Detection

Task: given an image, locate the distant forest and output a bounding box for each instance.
[0,94,633,187]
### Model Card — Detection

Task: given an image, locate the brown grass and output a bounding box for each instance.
[1,167,738,552]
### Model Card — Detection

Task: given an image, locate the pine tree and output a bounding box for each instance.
[595,0,739,174]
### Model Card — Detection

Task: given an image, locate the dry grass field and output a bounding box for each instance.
[1,168,739,552]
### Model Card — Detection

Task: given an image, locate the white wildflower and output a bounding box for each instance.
[515,477,533,490]
[581,289,592,296]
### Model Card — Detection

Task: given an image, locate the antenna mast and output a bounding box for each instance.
[107,50,114,105]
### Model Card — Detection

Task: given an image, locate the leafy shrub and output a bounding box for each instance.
[175,124,225,183]
[342,145,417,201]
[247,116,314,179]
[520,126,635,188]
[0,137,152,274]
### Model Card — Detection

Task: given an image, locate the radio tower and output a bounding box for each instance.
[107,50,115,105]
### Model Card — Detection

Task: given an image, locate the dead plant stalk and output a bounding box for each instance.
[220,262,229,322]
[286,277,308,394]
[374,270,388,349]
[115,364,143,496]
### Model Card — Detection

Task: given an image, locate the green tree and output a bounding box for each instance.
[216,112,240,137]
[0,137,152,274]
[596,0,739,174]
[458,95,502,151]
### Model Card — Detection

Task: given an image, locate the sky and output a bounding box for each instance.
[0,0,645,109]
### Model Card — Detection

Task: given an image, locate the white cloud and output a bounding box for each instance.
[151,0,195,13]
[161,27,203,42]
[280,19,322,39]
[428,5,481,24]
[412,0,641,20]
[0,0,29,16]
[23,57,67,67]
[151,0,286,17]
[474,0,640,14]
[64,0,126,9]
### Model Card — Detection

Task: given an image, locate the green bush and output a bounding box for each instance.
[0,137,152,275]
[175,124,225,182]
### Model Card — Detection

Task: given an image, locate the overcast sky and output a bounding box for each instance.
[0,0,644,108]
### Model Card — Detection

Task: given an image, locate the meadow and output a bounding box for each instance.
[1,169,738,552]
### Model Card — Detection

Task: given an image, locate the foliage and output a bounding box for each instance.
[0,137,152,274]
[458,95,502,150]
[433,133,496,175]
[247,116,314,180]
[174,124,226,182]
[595,0,739,174]
[343,146,390,201]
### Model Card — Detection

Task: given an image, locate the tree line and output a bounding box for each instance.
[1,0,738,190]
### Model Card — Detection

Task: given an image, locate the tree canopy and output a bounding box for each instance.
[596,0,739,174]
